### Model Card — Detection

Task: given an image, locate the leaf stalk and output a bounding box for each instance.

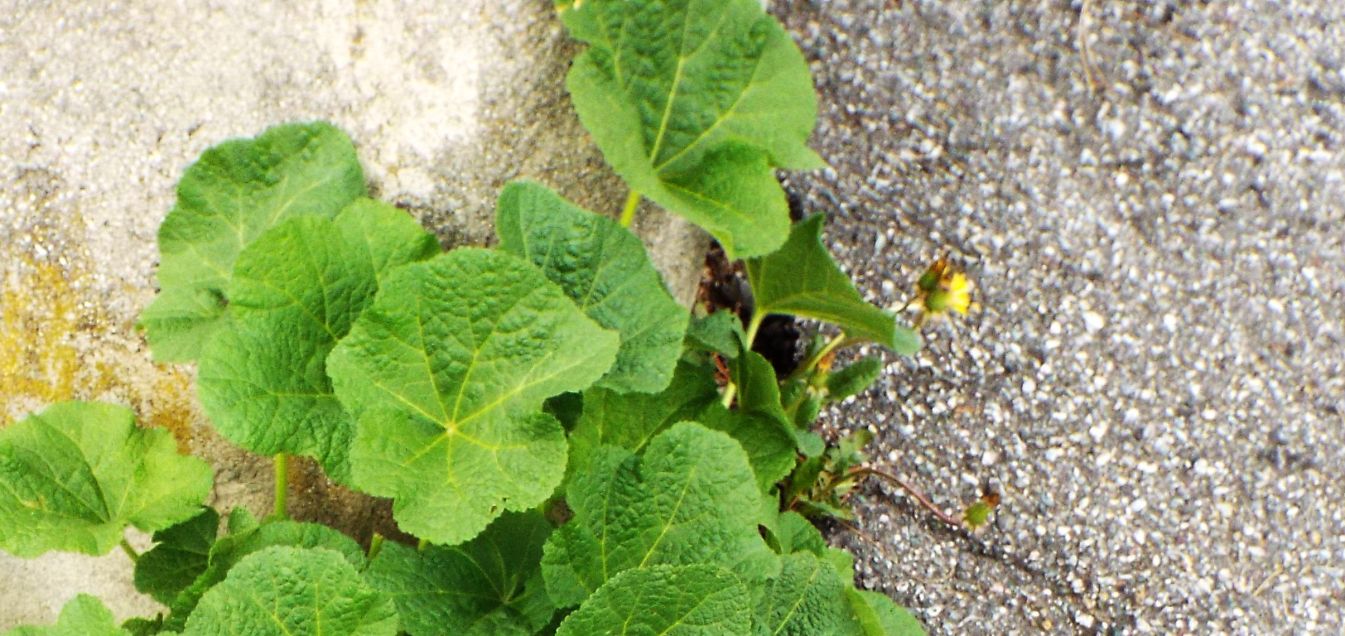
[119,538,140,562]
[619,190,641,227]
[273,453,288,519]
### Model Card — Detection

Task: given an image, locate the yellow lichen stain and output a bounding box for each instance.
[148,368,197,453]
[1,251,199,452]
[0,258,81,423]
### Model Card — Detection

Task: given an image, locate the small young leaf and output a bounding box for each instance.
[732,348,819,456]
[542,423,775,608]
[162,518,365,631]
[5,594,128,636]
[364,511,555,635]
[686,310,746,358]
[143,122,365,362]
[561,0,822,258]
[133,507,220,604]
[746,215,919,355]
[0,402,212,557]
[329,249,619,545]
[555,565,750,636]
[182,546,397,636]
[843,589,927,636]
[826,356,884,403]
[496,181,687,394]
[755,552,848,636]
[568,359,720,477]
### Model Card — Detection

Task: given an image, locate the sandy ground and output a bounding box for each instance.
[2,0,1343,634]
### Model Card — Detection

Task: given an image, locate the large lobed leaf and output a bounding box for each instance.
[496,181,687,394]
[555,565,750,636]
[182,546,396,636]
[329,249,619,545]
[746,214,918,354]
[542,422,776,608]
[197,202,436,483]
[364,511,555,635]
[562,0,822,258]
[0,402,212,557]
[142,122,366,362]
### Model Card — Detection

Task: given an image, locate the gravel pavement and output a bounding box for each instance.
[777,1,1345,633]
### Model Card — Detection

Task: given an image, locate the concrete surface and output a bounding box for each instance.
[3,0,1342,634]
[780,0,1344,633]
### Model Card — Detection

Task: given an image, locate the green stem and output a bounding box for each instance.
[368,533,385,561]
[790,334,848,383]
[619,190,641,227]
[720,312,767,408]
[273,453,288,519]
[417,538,429,552]
[119,538,140,562]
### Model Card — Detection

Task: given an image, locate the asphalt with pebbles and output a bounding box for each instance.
[776,0,1345,633]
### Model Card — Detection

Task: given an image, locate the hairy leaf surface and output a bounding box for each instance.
[182,546,396,636]
[842,590,926,636]
[133,507,219,604]
[568,360,719,477]
[755,552,848,636]
[365,511,555,635]
[562,0,821,257]
[542,422,775,607]
[0,402,212,557]
[746,215,918,355]
[698,403,795,492]
[162,518,364,631]
[5,594,127,636]
[144,122,365,361]
[555,565,750,636]
[197,203,435,483]
[497,181,686,394]
[329,249,619,544]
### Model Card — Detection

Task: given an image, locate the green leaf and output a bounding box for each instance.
[568,359,720,477]
[555,565,750,636]
[496,181,687,394]
[134,507,220,604]
[5,594,128,636]
[542,422,775,608]
[364,511,555,635]
[843,589,926,636]
[562,0,822,258]
[335,198,441,282]
[143,122,366,362]
[768,511,826,557]
[686,310,746,358]
[698,403,795,492]
[328,249,619,544]
[197,203,435,484]
[0,402,213,557]
[163,518,365,631]
[826,356,884,403]
[732,347,821,456]
[182,546,397,636]
[746,215,919,355]
[755,552,848,636]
